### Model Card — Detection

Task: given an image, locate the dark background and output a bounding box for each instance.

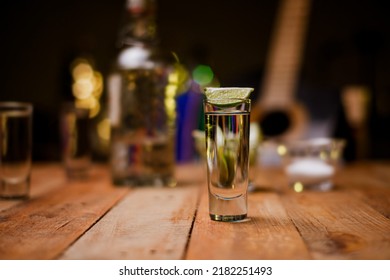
[1,0,390,161]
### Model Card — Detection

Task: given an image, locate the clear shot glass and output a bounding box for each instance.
[0,102,33,199]
[204,98,251,222]
[60,103,91,179]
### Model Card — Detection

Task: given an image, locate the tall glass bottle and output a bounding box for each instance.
[108,0,176,187]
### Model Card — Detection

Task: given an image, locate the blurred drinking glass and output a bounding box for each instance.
[0,102,33,199]
[60,103,91,179]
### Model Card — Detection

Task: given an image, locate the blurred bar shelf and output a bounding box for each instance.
[0,161,389,260]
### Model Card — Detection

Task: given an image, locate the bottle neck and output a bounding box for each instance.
[118,0,157,47]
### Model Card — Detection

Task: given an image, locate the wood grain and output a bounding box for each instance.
[281,191,390,259]
[0,165,128,259]
[335,162,390,218]
[1,162,389,260]
[60,186,200,260]
[186,190,311,259]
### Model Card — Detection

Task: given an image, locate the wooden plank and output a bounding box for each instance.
[186,190,311,259]
[60,185,199,260]
[353,188,390,219]
[281,191,390,259]
[335,162,390,219]
[0,165,128,259]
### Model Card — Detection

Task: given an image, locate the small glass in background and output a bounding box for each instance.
[279,138,345,192]
[0,102,33,199]
[60,103,91,179]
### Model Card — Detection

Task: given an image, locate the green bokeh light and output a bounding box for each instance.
[192,64,214,85]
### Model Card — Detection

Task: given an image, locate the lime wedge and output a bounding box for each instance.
[217,147,236,188]
[217,147,236,187]
[217,147,229,185]
[204,87,254,105]
[224,150,236,186]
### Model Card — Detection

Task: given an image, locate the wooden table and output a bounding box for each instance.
[0,161,389,260]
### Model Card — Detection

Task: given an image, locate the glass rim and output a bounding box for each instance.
[204,98,251,108]
[284,137,346,149]
[204,97,250,102]
[0,102,33,115]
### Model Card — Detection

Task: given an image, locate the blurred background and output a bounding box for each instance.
[1,0,390,162]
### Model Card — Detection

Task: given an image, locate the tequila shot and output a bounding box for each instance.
[203,87,253,222]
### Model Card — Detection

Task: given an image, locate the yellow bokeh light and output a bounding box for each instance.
[72,78,94,100]
[72,62,93,80]
[97,118,110,142]
[293,182,304,192]
[320,151,328,160]
[70,57,104,120]
[331,150,339,159]
[167,58,190,96]
[165,84,178,98]
[168,71,179,84]
[75,97,100,118]
[164,98,176,111]
[92,72,103,98]
[277,145,287,156]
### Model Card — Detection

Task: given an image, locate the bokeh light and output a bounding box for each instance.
[192,64,214,86]
[70,58,103,118]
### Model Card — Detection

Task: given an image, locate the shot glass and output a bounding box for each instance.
[204,97,251,222]
[280,138,346,192]
[60,103,91,179]
[0,102,33,199]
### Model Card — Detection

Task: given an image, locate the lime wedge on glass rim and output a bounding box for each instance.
[204,87,254,106]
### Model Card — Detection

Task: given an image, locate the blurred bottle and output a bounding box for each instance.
[107,0,177,187]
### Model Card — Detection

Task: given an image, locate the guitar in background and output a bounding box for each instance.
[251,0,311,141]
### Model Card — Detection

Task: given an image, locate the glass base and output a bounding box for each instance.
[208,193,247,222]
[210,213,247,222]
[0,179,30,199]
[290,180,333,192]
